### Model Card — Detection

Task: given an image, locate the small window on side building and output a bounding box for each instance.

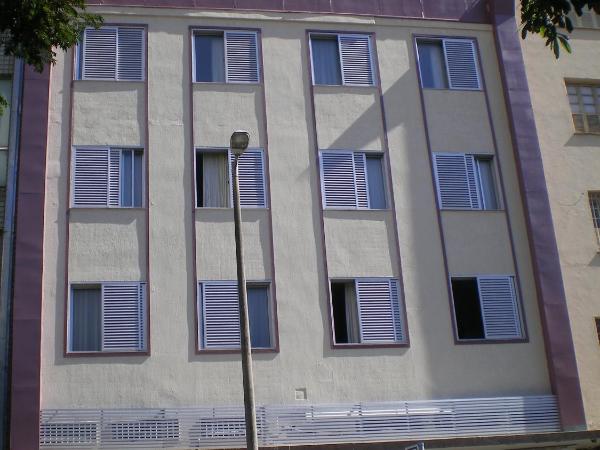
[567,83,600,133]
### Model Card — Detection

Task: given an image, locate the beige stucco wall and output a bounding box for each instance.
[41,7,551,410]
[521,29,600,428]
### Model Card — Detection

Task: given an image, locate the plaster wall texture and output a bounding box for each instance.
[69,209,148,281]
[521,30,600,428]
[196,209,271,280]
[72,82,145,147]
[442,212,514,275]
[41,7,551,410]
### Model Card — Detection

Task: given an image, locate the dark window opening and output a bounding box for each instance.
[417,40,448,89]
[311,36,342,86]
[195,151,230,208]
[71,287,102,352]
[194,33,225,83]
[331,281,360,344]
[451,278,485,340]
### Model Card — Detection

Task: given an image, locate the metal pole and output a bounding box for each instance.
[232,154,259,450]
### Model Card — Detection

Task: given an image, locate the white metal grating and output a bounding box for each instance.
[40,396,559,448]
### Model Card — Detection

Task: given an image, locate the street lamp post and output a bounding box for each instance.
[230,130,259,450]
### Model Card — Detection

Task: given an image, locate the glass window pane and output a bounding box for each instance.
[477,158,498,210]
[121,150,133,207]
[71,288,102,352]
[0,149,7,187]
[0,79,12,147]
[201,152,229,207]
[366,156,386,209]
[311,37,342,85]
[417,41,448,89]
[248,286,271,348]
[194,34,225,82]
[133,150,143,207]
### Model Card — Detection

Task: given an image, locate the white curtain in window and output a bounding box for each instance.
[203,153,229,207]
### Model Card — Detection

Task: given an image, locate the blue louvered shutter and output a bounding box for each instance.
[73,148,110,206]
[229,149,266,208]
[117,27,144,81]
[339,34,374,86]
[443,39,481,90]
[478,276,522,339]
[353,152,369,209]
[102,283,146,351]
[201,282,240,349]
[225,31,259,83]
[433,153,481,209]
[82,27,117,80]
[109,149,121,207]
[320,152,356,208]
[356,278,404,343]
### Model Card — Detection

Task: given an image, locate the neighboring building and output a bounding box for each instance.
[7,0,600,449]
[521,5,600,432]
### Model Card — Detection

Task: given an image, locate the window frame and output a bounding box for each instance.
[449,275,527,344]
[75,25,146,82]
[566,82,600,134]
[588,191,600,247]
[328,277,408,349]
[196,280,278,353]
[70,146,146,209]
[433,152,502,211]
[415,36,482,91]
[194,147,268,209]
[191,28,261,85]
[319,149,389,211]
[66,282,148,356]
[308,31,376,87]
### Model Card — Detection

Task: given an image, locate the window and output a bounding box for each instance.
[589,192,600,245]
[76,26,144,81]
[320,151,387,209]
[451,276,523,341]
[568,7,600,29]
[192,30,259,83]
[72,147,144,207]
[310,33,375,86]
[416,38,481,90]
[330,278,404,345]
[198,282,274,350]
[195,149,266,208]
[69,283,147,353]
[596,318,600,345]
[567,83,600,133]
[433,152,499,210]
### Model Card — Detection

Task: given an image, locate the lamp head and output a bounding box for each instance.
[230,130,250,156]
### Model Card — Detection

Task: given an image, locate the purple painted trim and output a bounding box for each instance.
[473,37,530,343]
[412,35,459,345]
[371,31,411,346]
[64,25,151,358]
[85,0,489,23]
[308,30,409,349]
[305,30,337,349]
[190,27,281,355]
[256,28,282,355]
[491,0,585,430]
[413,33,530,346]
[10,64,51,450]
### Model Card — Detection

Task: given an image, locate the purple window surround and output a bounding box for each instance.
[10,65,50,449]
[491,0,585,430]
[84,0,489,23]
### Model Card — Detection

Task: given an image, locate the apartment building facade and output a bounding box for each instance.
[8,0,599,449]
[520,5,600,434]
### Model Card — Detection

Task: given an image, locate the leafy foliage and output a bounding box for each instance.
[521,0,600,58]
[0,0,102,72]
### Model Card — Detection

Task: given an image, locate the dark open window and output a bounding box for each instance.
[331,281,360,344]
[451,278,485,340]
